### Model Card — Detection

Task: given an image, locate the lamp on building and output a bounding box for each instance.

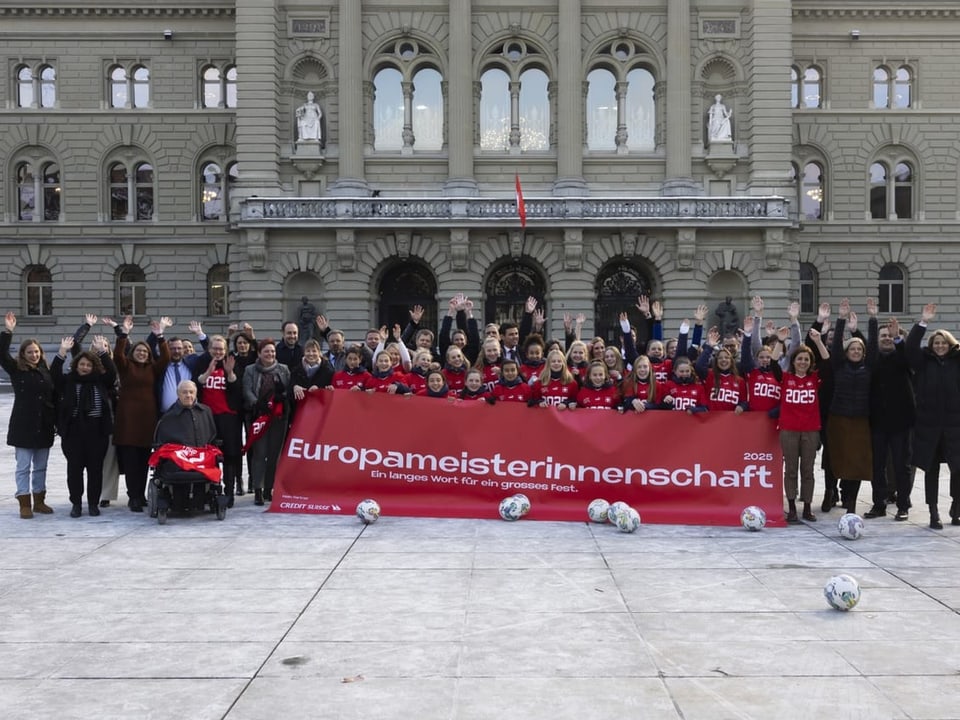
[849,29,860,40]
[163,29,173,40]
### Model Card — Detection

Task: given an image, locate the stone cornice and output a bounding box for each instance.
[0,3,234,17]
[793,4,960,20]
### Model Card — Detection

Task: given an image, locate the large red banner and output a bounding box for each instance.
[270,391,786,527]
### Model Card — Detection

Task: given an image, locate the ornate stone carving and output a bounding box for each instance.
[764,228,785,270]
[450,229,469,271]
[394,232,410,259]
[337,229,356,271]
[244,230,267,271]
[510,231,523,259]
[564,229,583,270]
[677,229,696,270]
[622,232,637,257]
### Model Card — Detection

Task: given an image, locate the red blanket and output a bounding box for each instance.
[148,444,223,483]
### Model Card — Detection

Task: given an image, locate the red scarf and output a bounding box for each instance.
[148,444,223,483]
[242,399,284,454]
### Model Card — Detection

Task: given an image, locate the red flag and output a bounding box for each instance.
[515,173,527,228]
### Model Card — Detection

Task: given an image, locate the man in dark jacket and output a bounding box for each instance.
[866,318,915,520]
[154,381,218,512]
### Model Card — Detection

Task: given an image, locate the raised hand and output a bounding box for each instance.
[921,303,937,323]
[787,302,800,322]
[838,298,850,319]
[764,319,775,337]
[409,305,424,324]
[866,298,878,317]
[58,336,74,355]
[808,328,822,343]
[651,300,663,321]
[92,335,109,353]
[188,320,203,335]
[532,308,545,329]
[525,296,537,313]
[888,317,900,338]
[694,304,708,324]
[315,314,329,332]
[378,325,388,343]
[4,312,16,332]
[848,311,858,333]
[618,311,629,324]
[777,326,790,342]
[242,322,254,333]
[707,326,720,346]
[84,313,98,326]
[817,303,830,323]
[464,299,474,315]
[121,316,134,334]
[102,316,118,328]
[743,315,754,335]
[150,319,163,335]
[223,354,236,375]
[636,295,650,316]
[392,324,402,340]
[159,316,174,329]
[751,295,764,315]
[575,313,586,326]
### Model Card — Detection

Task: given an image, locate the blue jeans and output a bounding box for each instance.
[15,447,50,496]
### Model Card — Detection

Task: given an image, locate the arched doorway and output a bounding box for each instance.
[377,261,437,335]
[484,259,546,329]
[594,260,654,344]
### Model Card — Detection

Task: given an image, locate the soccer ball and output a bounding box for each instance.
[498,496,524,521]
[356,499,381,524]
[512,493,531,516]
[740,505,767,531]
[838,513,864,540]
[587,499,610,523]
[614,506,641,533]
[607,501,630,524]
[824,574,861,611]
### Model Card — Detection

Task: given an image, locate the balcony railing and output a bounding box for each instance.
[237,196,790,227]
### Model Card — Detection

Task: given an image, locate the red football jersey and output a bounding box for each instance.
[531,377,580,407]
[745,368,781,412]
[575,383,621,409]
[778,372,822,432]
[704,372,748,412]
[332,368,370,391]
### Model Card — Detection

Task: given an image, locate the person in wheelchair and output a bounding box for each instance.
[153,380,219,514]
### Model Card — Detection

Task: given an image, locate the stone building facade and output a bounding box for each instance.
[1,1,958,348]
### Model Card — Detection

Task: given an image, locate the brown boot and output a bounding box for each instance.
[17,494,33,519]
[32,491,54,514]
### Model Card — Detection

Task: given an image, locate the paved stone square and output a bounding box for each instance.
[1,393,959,720]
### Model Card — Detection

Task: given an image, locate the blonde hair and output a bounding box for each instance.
[538,349,575,386]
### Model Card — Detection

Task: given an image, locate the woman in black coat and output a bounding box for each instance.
[0,312,57,519]
[51,335,117,518]
[905,303,960,529]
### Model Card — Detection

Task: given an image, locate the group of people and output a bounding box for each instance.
[4,292,959,529]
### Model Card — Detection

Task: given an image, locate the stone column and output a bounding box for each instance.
[553,0,587,195]
[662,0,697,195]
[330,0,368,194]
[233,0,281,194]
[401,80,415,155]
[747,0,794,195]
[444,0,478,195]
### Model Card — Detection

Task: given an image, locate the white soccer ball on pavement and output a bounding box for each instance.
[512,493,531,516]
[356,499,381,524]
[838,513,864,540]
[614,506,641,533]
[607,501,630,524]
[740,505,767,531]
[498,496,524,521]
[587,498,610,524]
[824,574,861,611]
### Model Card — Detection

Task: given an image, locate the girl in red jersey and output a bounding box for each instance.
[473,337,502,392]
[696,328,749,413]
[660,357,707,413]
[646,339,674,385]
[384,341,411,374]
[739,316,783,414]
[574,361,622,410]
[621,355,658,413]
[779,329,830,523]
[520,333,546,383]
[459,368,489,401]
[331,347,371,391]
[441,346,469,393]
[488,360,533,404]
[417,369,457,399]
[404,349,433,395]
[566,340,590,383]
[602,346,626,384]
[531,349,579,409]
[366,350,411,394]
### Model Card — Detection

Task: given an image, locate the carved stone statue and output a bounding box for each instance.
[295,91,323,143]
[707,94,733,143]
[714,296,740,338]
[297,296,318,345]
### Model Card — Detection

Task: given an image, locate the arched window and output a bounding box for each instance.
[799,263,818,314]
[412,67,443,151]
[594,262,653,344]
[625,68,655,150]
[484,261,546,328]
[790,66,799,108]
[479,39,552,153]
[108,158,155,221]
[17,65,34,107]
[893,66,912,109]
[109,63,150,108]
[373,67,404,151]
[15,160,60,222]
[201,64,238,109]
[24,266,53,317]
[39,65,56,108]
[378,262,437,331]
[870,158,914,220]
[199,160,237,221]
[801,162,824,220]
[878,264,905,314]
[873,67,890,108]
[207,264,230,316]
[586,68,617,151]
[588,40,657,152]
[117,265,147,316]
[802,66,822,109]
